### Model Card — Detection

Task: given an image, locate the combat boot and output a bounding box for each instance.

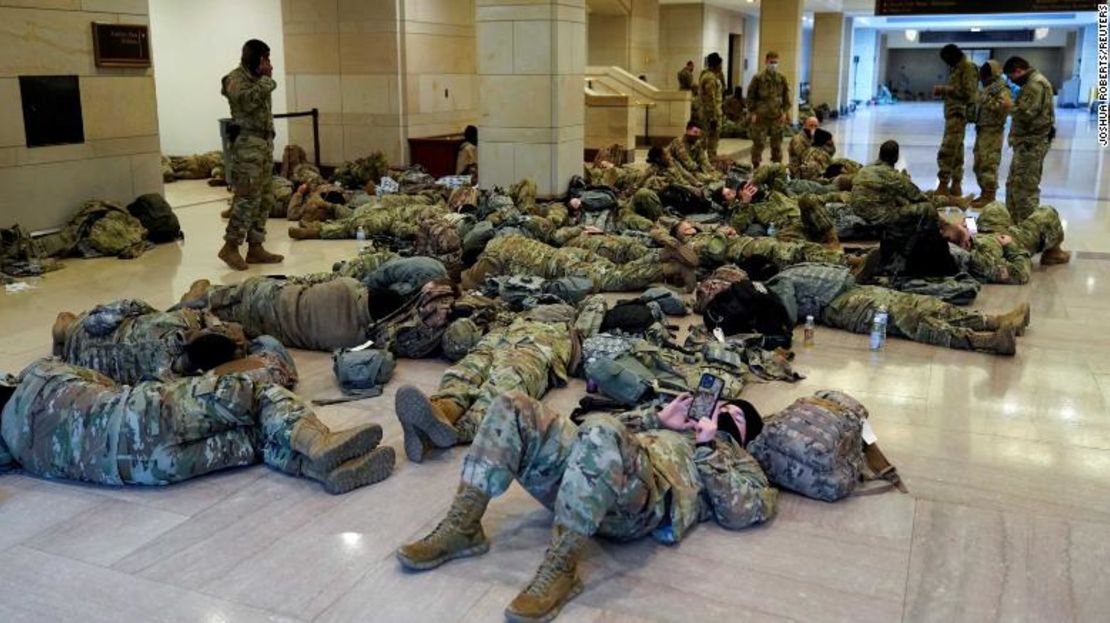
[505,527,588,623]
[291,416,384,473]
[180,279,211,305]
[246,243,284,264]
[1041,247,1072,266]
[218,242,248,271]
[52,312,77,356]
[970,188,996,208]
[968,326,1017,356]
[395,385,461,463]
[933,179,950,196]
[288,225,322,240]
[948,179,963,198]
[396,483,491,570]
[302,446,395,495]
[990,302,1031,336]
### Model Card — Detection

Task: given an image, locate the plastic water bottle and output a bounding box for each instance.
[869,305,888,351]
[766,222,778,237]
[803,315,815,347]
[356,225,367,251]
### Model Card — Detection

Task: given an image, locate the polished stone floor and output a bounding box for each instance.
[1,102,1109,622]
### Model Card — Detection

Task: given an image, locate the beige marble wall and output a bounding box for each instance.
[0,0,162,232]
[628,0,659,85]
[477,0,585,196]
[282,0,477,167]
[810,12,846,111]
[758,0,803,122]
[660,3,703,90]
[584,91,635,149]
[587,13,629,68]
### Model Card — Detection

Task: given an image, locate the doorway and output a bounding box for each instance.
[728,33,744,94]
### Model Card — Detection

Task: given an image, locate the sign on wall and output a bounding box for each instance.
[876,0,1100,16]
[91,23,151,68]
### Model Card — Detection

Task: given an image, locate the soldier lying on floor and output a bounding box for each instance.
[0,358,393,494]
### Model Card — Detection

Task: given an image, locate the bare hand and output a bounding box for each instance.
[750,113,758,125]
[569,197,582,210]
[583,226,604,235]
[259,57,274,77]
[781,113,789,124]
[658,393,693,431]
[739,181,758,204]
[998,266,1010,282]
[694,409,719,444]
[996,234,1014,246]
[721,226,737,237]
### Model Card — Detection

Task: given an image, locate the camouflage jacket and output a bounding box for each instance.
[798,145,833,181]
[666,136,714,178]
[977,76,1012,129]
[849,163,927,222]
[729,191,808,241]
[787,131,812,175]
[222,64,276,137]
[967,233,1033,284]
[943,57,979,118]
[1010,69,1055,144]
[62,300,242,385]
[766,262,855,325]
[747,69,791,119]
[698,69,724,126]
[677,67,695,91]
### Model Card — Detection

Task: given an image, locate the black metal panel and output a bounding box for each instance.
[19,75,85,148]
[877,0,1099,16]
[919,29,1036,43]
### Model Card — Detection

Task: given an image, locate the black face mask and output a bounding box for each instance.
[1012,72,1029,86]
[685,134,699,144]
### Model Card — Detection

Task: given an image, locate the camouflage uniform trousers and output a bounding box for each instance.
[936,115,968,184]
[2,361,308,486]
[750,118,785,168]
[1006,138,1052,222]
[973,125,1005,192]
[464,235,663,293]
[821,285,992,350]
[226,135,275,245]
[460,391,662,540]
[563,233,656,265]
[726,236,841,272]
[206,277,285,342]
[978,203,1064,254]
[319,200,446,240]
[434,323,572,443]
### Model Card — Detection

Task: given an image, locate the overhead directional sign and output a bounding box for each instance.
[876,0,1100,16]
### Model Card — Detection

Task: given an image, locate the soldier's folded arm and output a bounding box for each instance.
[229,75,278,111]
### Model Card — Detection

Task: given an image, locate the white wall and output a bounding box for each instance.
[849,27,878,102]
[743,14,759,88]
[149,0,288,156]
[1079,24,1098,104]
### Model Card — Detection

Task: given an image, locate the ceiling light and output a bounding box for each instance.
[1035,27,1050,40]
[905,29,918,42]
[970,27,981,32]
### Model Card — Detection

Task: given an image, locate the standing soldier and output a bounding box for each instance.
[698,53,725,158]
[220,39,283,271]
[932,44,978,198]
[677,60,696,91]
[971,60,1012,208]
[1003,56,1056,222]
[747,51,792,169]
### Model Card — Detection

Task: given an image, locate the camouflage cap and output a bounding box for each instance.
[442,318,483,362]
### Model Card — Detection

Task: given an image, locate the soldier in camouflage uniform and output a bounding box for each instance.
[666,121,718,183]
[671,219,841,271]
[933,44,979,197]
[166,152,224,180]
[220,39,283,271]
[395,390,775,621]
[941,201,1070,283]
[725,166,839,245]
[677,60,696,92]
[0,359,392,495]
[698,53,725,158]
[461,234,681,294]
[971,60,1012,207]
[332,152,390,190]
[1004,56,1056,223]
[289,194,448,240]
[747,51,792,169]
[766,262,1030,355]
[392,304,578,462]
[788,116,820,177]
[797,129,836,181]
[33,200,148,261]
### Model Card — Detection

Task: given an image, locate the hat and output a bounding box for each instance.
[706,52,723,67]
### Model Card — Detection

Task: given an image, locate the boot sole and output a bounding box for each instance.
[395,539,491,571]
[322,446,395,495]
[396,386,459,458]
[311,424,384,473]
[504,579,584,623]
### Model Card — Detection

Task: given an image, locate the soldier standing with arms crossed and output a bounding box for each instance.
[747,51,791,169]
[219,39,284,271]
[1003,56,1056,222]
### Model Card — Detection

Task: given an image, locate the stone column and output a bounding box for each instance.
[758,0,803,122]
[811,12,848,113]
[477,0,585,195]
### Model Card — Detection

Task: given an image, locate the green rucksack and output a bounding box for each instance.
[584,354,656,406]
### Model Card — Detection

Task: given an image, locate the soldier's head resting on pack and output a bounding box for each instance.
[714,398,764,447]
[813,128,833,149]
[706,52,723,70]
[241,39,271,76]
[1003,56,1032,84]
[684,120,703,141]
[647,146,668,168]
[367,287,406,321]
[939,217,972,251]
[671,220,698,242]
[764,51,779,71]
[184,332,241,373]
[878,140,900,167]
[939,44,963,68]
[51,311,77,356]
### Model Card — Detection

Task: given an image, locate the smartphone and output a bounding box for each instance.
[688,373,725,420]
[965,215,978,236]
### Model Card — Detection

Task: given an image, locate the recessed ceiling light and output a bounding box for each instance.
[970,27,981,32]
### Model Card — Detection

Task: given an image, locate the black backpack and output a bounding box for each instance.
[703,281,794,348]
[127,194,182,243]
[600,300,657,334]
[659,184,710,214]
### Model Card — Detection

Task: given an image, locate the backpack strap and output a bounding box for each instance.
[858,442,909,494]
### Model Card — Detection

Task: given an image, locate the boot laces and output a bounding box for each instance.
[422,491,479,543]
[522,547,571,596]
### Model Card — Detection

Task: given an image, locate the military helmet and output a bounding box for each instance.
[442,318,482,362]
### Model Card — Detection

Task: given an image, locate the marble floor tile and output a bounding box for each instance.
[0,481,107,552]
[25,499,188,567]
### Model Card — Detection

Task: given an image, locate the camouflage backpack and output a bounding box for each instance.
[574,294,609,338]
[584,354,657,406]
[414,216,462,267]
[748,390,905,502]
[694,264,749,313]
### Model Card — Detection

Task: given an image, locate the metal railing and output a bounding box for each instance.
[274,108,321,168]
